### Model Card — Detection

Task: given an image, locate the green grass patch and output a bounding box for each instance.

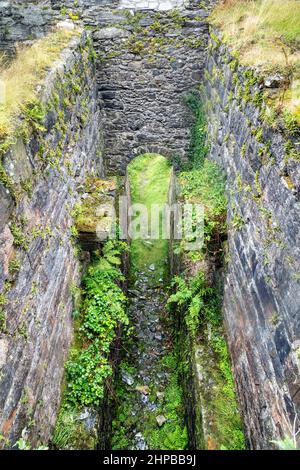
[128,153,172,281]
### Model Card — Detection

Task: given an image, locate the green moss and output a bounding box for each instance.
[0,308,7,333]
[128,153,171,283]
[232,210,245,231]
[284,140,300,161]
[74,178,117,234]
[10,222,29,250]
[8,257,21,274]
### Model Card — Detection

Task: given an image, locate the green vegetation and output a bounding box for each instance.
[99,9,203,65]
[210,0,300,125]
[0,28,79,144]
[111,352,188,450]
[52,408,97,450]
[179,161,227,252]
[179,94,227,254]
[0,308,6,333]
[74,178,117,234]
[168,271,215,338]
[53,240,129,448]
[168,269,245,450]
[167,94,245,449]
[184,91,210,168]
[8,257,21,274]
[10,222,30,250]
[128,153,172,282]
[0,27,80,197]
[65,240,128,407]
[272,436,300,450]
[143,352,188,450]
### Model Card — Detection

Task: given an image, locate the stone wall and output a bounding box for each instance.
[50,0,215,174]
[0,31,104,447]
[0,1,56,55]
[203,31,300,449]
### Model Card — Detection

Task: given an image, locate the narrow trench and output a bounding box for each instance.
[110,154,187,450]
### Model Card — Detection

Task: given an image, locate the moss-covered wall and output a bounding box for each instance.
[0,31,104,448]
[48,0,216,174]
[203,29,300,449]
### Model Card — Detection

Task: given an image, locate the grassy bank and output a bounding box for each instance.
[0,28,80,143]
[210,0,300,124]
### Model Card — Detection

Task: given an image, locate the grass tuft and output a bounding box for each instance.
[211,0,300,123]
[0,28,79,143]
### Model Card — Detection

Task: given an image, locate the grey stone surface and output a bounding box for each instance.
[203,32,300,449]
[0,32,104,448]
[45,0,216,173]
[119,0,188,10]
[0,1,57,55]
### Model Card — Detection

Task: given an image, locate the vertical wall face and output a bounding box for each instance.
[0,33,104,447]
[203,35,300,449]
[50,0,215,174]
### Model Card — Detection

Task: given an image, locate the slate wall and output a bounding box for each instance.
[0,31,104,447]
[203,31,300,449]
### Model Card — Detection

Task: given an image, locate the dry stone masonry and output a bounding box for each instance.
[119,0,188,10]
[0,31,104,447]
[203,32,300,449]
[0,0,299,450]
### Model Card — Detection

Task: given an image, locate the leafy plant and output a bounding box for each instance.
[184,91,210,168]
[168,271,217,337]
[179,160,227,253]
[66,341,112,406]
[10,222,29,250]
[64,240,129,407]
[8,257,21,274]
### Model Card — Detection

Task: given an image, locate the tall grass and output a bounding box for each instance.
[211,1,300,67]
[0,28,79,141]
[211,0,300,123]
